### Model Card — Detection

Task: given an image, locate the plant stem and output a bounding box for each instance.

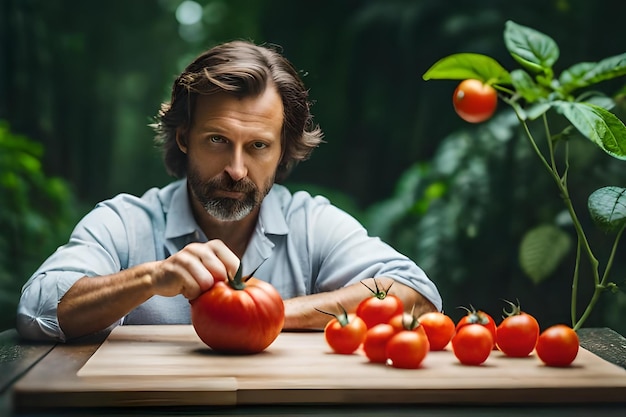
[515,111,602,329]
[574,226,626,330]
[571,242,581,326]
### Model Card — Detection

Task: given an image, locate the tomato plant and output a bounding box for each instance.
[451,79,497,123]
[424,21,626,332]
[190,263,284,354]
[316,305,367,354]
[386,329,430,369]
[418,311,455,351]
[496,300,540,358]
[536,324,579,367]
[451,323,493,366]
[356,279,404,329]
[456,306,497,349]
[362,323,397,363]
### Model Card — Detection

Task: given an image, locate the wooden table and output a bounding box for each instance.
[2,326,626,416]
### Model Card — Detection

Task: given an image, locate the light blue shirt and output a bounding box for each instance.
[17,179,442,341]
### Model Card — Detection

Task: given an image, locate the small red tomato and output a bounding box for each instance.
[362,323,397,363]
[418,311,456,351]
[356,279,404,329]
[456,306,497,349]
[386,329,430,369]
[536,324,579,367]
[452,79,498,123]
[318,306,367,354]
[388,312,427,338]
[496,300,540,358]
[451,323,493,366]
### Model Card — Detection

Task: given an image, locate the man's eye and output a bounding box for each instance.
[252,142,267,150]
[210,136,226,143]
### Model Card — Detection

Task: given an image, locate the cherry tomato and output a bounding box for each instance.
[356,279,404,329]
[452,79,498,123]
[418,311,455,351]
[386,329,430,369]
[191,264,284,354]
[536,324,579,367]
[451,323,493,366]
[456,307,497,349]
[362,323,397,363]
[388,312,427,338]
[318,306,367,355]
[496,301,539,358]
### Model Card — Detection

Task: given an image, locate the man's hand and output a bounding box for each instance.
[151,240,240,300]
[58,239,239,339]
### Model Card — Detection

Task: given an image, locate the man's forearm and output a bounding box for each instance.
[282,277,437,330]
[57,263,157,340]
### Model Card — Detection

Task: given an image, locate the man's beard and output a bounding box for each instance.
[187,170,273,222]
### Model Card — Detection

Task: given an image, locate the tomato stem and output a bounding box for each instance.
[360,279,394,300]
[501,299,522,318]
[228,262,263,290]
[314,304,350,327]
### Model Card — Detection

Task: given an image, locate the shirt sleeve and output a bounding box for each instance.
[16,202,130,342]
[307,200,443,312]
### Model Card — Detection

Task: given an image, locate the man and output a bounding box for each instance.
[17,40,442,342]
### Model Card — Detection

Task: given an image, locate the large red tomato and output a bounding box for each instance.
[452,79,498,123]
[190,264,284,354]
[356,279,404,329]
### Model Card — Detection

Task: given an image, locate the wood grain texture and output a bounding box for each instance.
[13,325,626,409]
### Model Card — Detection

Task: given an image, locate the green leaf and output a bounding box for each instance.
[579,94,615,111]
[519,224,572,284]
[423,53,511,84]
[560,53,626,94]
[504,20,559,74]
[588,186,626,233]
[510,69,545,102]
[552,101,626,159]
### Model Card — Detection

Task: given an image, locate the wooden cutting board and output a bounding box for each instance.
[13,325,626,408]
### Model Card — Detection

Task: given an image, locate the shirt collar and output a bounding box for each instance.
[163,179,289,241]
[258,185,289,236]
[163,179,201,241]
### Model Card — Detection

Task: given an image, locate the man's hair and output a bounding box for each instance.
[152,40,324,182]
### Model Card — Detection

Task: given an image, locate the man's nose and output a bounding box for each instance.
[224,147,247,181]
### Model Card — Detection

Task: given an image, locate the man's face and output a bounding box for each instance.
[179,87,284,221]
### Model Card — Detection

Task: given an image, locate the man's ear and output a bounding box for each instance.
[176,129,188,154]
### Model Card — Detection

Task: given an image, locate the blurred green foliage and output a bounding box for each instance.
[1,0,625,334]
[0,122,78,331]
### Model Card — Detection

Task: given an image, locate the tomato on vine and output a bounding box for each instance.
[496,300,539,358]
[452,79,498,123]
[356,279,404,329]
[536,324,579,367]
[418,311,455,351]
[316,304,367,354]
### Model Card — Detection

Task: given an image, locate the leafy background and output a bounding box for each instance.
[1,0,625,334]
